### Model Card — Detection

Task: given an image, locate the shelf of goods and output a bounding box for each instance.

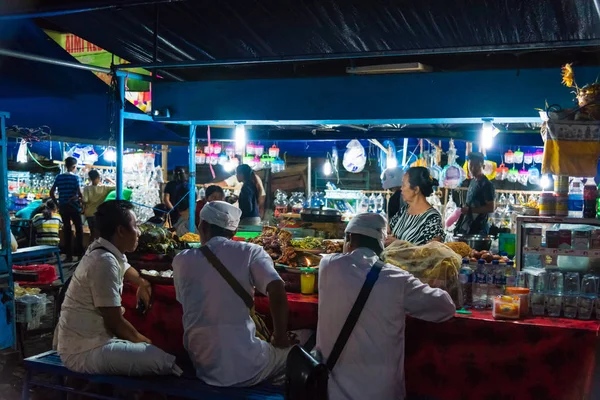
[515,216,600,272]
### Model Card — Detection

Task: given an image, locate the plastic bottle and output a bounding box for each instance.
[375,193,384,214]
[472,260,488,310]
[583,177,598,218]
[505,260,516,288]
[368,194,376,213]
[198,186,206,200]
[568,177,584,218]
[489,260,505,301]
[358,194,369,213]
[485,262,497,309]
[459,259,473,307]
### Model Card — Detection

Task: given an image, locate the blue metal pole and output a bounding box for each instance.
[116,76,125,200]
[0,112,15,349]
[188,125,196,232]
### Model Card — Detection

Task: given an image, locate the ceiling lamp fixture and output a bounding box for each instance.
[346,62,432,75]
[234,124,246,155]
[480,119,500,150]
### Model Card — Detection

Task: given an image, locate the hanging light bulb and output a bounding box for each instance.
[234,125,246,155]
[104,146,116,162]
[480,119,499,149]
[323,159,332,176]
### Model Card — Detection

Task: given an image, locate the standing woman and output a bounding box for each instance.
[163,166,188,225]
[236,164,261,226]
[389,167,444,245]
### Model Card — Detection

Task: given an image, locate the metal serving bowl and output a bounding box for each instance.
[453,234,493,251]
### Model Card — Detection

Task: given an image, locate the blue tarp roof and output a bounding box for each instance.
[0,19,186,145]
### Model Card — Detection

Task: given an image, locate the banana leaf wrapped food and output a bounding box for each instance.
[381,240,463,307]
[137,223,178,254]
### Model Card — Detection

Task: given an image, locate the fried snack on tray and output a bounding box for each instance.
[249,226,296,265]
[323,240,344,254]
[445,241,472,258]
[180,232,200,242]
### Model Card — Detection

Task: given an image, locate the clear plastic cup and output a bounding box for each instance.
[546,271,564,317]
[563,272,580,319]
[531,271,548,316]
[578,275,597,320]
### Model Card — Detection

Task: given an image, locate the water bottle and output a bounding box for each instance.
[375,193,384,214]
[459,259,473,307]
[472,260,488,310]
[486,262,498,309]
[504,260,516,288]
[491,260,505,296]
[198,186,206,200]
[358,194,369,213]
[568,177,584,218]
[583,178,598,219]
[368,194,376,213]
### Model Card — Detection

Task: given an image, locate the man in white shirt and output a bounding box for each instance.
[173,201,290,387]
[56,200,181,376]
[316,213,455,400]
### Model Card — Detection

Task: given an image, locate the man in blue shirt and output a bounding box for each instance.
[51,156,83,262]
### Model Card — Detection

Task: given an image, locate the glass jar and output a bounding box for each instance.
[300,268,317,295]
[289,192,306,213]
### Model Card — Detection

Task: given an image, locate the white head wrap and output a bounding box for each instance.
[345,213,388,250]
[200,201,242,231]
[381,167,405,190]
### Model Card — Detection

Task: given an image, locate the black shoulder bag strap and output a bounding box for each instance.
[199,245,254,309]
[325,260,384,371]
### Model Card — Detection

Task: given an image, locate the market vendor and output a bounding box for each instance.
[56,200,181,376]
[455,152,496,236]
[163,166,189,225]
[316,213,455,400]
[388,167,444,245]
[173,201,290,387]
[209,172,266,216]
[381,166,406,219]
[236,164,262,225]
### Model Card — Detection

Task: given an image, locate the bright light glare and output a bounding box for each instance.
[104,147,116,162]
[540,174,551,190]
[224,157,239,172]
[235,125,246,154]
[480,121,499,150]
[386,156,397,169]
[323,160,332,175]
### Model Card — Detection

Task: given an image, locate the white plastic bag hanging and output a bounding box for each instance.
[343,140,366,173]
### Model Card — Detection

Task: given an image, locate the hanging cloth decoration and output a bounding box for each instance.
[16,139,28,163]
[343,139,366,173]
[542,120,600,177]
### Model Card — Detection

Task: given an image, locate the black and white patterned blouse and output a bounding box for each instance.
[389,205,445,245]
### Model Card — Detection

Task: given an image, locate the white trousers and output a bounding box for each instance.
[235,346,290,387]
[61,339,181,376]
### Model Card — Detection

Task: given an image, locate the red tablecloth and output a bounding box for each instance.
[122,284,600,400]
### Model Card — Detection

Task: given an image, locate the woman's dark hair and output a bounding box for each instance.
[88,169,100,181]
[173,166,187,183]
[42,200,57,220]
[153,203,168,218]
[205,185,224,199]
[236,164,259,201]
[406,166,438,197]
[95,200,135,239]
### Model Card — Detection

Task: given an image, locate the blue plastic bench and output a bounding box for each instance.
[23,351,285,400]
